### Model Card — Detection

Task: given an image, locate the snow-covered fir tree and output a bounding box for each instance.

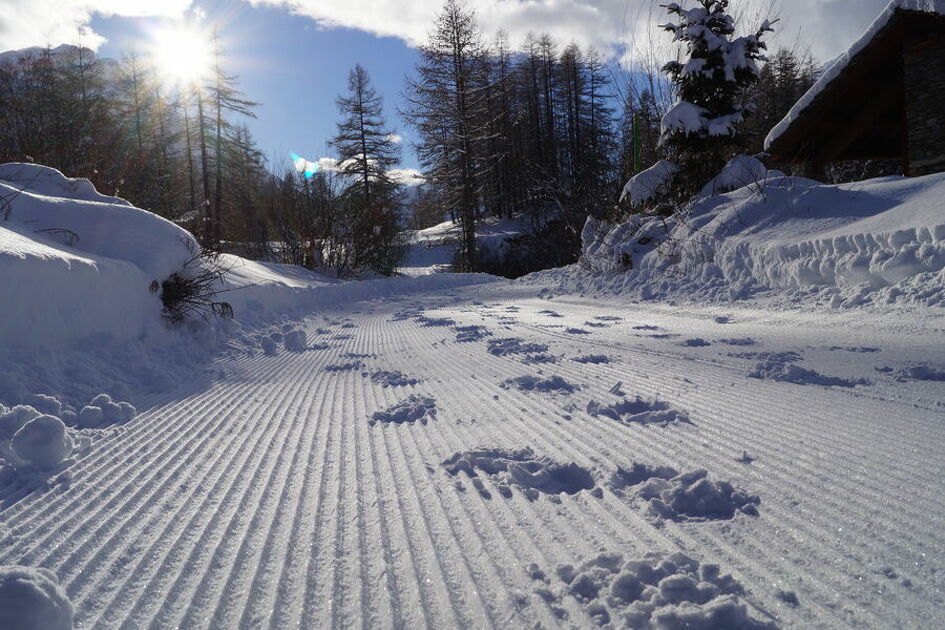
[658,0,774,184]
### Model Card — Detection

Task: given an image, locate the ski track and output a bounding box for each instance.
[1,289,944,628]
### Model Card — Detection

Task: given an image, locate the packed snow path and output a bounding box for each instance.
[2,283,944,629]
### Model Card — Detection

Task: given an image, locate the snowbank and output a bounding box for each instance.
[0,164,196,346]
[0,565,73,630]
[533,172,945,307]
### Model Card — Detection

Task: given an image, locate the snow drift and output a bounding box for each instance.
[0,565,73,630]
[536,170,945,307]
[0,163,195,346]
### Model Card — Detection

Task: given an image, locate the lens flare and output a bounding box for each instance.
[291,153,320,179]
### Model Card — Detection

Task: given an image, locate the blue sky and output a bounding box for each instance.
[91,0,421,172]
[1,0,896,175]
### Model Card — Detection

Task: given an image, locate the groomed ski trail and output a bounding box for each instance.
[2,283,944,629]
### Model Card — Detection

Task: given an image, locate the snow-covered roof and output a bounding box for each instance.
[764,0,945,152]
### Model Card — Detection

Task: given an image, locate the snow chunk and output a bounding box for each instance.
[12,415,73,469]
[487,337,549,356]
[24,394,62,418]
[77,394,136,429]
[369,371,420,388]
[500,375,579,394]
[283,330,307,352]
[370,395,437,426]
[574,354,611,364]
[453,325,492,343]
[587,397,690,427]
[442,447,595,500]
[747,359,870,388]
[0,565,73,630]
[620,467,761,521]
[619,160,678,206]
[531,550,775,629]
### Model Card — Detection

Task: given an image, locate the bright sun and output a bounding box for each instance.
[153,26,212,85]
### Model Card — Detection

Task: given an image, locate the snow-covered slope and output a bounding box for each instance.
[537,172,945,307]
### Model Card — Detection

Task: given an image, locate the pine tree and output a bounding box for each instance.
[331,64,403,275]
[659,0,774,185]
[405,0,491,272]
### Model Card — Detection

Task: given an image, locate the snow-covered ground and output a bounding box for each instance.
[400,214,550,276]
[2,282,944,628]
[2,164,945,628]
[549,170,945,309]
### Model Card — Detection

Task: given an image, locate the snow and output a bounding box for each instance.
[0,565,73,630]
[619,160,678,206]
[765,0,945,150]
[11,414,72,470]
[557,171,945,307]
[2,160,945,628]
[533,551,774,629]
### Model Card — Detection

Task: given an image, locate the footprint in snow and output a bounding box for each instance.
[325,361,364,372]
[370,395,436,426]
[521,353,558,365]
[539,310,564,318]
[416,315,456,327]
[566,328,591,335]
[828,346,881,353]
[453,325,492,343]
[719,337,757,346]
[368,370,420,388]
[747,359,870,388]
[594,315,624,322]
[632,325,661,331]
[587,397,690,427]
[679,338,711,347]
[487,337,549,356]
[891,364,945,382]
[501,375,579,394]
[442,447,596,501]
[573,355,611,364]
[528,550,776,629]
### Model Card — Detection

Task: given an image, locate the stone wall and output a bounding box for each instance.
[904,35,945,176]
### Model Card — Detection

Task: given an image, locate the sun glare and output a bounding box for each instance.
[153,26,212,85]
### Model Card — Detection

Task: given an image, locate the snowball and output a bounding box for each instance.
[260,337,278,356]
[77,395,136,428]
[25,394,62,418]
[78,406,104,429]
[0,405,42,441]
[11,415,72,469]
[0,565,73,630]
[284,330,307,352]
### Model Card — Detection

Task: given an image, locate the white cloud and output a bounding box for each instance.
[387,133,403,144]
[388,168,424,186]
[0,1,193,51]
[249,0,899,66]
[0,0,898,80]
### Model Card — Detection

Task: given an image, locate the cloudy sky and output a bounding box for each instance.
[0,0,895,171]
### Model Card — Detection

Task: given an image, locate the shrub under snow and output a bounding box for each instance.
[0,565,73,630]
